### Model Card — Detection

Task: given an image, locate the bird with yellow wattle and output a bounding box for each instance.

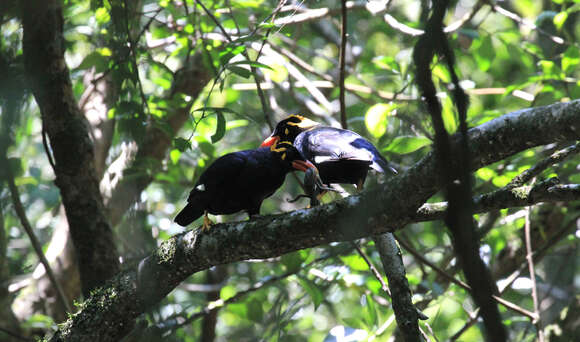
[174,141,318,231]
[262,114,397,191]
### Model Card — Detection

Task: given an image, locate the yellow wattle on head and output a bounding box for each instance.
[285,114,320,130]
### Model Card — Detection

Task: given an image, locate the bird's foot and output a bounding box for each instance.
[201,212,214,231]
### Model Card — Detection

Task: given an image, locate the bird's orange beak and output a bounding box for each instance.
[291,160,317,172]
[261,135,279,147]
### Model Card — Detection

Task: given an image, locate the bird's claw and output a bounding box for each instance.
[201,212,214,231]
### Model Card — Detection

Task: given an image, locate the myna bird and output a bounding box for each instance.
[261,114,397,189]
[175,141,318,230]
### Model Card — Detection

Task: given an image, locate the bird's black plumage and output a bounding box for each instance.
[175,143,314,227]
[262,115,397,187]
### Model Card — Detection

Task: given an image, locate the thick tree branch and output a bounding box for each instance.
[374,234,423,342]
[49,99,580,341]
[21,0,120,296]
[415,180,580,221]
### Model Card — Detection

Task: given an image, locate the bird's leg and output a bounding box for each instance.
[355,179,365,192]
[201,211,214,231]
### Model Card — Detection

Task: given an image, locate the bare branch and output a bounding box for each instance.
[4,159,72,314]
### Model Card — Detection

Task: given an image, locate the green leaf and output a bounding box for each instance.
[77,52,107,72]
[228,60,273,71]
[220,285,236,301]
[211,111,227,143]
[341,317,365,330]
[366,278,382,294]
[169,149,181,164]
[432,64,450,83]
[365,103,395,138]
[298,278,323,310]
[441,96,458,133]
[219,44,246,65]
[172,137,191,152]
[340,254,369,271]
[95,7,110,24]
[562,46,580,73]
[473,35,495,72]
[281,251,304,272]
[383,136,431,154]
[372,55,400,73]
[247,299,264,322]
[539,60,563,79]
[364,294,378,327]
[553,11,568,30]
[476,167,496,182]
[226,65,251,78]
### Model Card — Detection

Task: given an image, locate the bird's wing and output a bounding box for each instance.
[194,151,250,196]
[297,127,374,163]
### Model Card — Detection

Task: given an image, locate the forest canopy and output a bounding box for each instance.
[0,0,579,341]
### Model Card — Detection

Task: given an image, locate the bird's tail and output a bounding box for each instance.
[372,154,398,175]
[174,202,204,227]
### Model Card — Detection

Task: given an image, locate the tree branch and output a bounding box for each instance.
[414,179,580,222]
[49,99,580,341]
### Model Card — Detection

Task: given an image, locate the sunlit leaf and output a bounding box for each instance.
[553,11,568,30]
[562,46,580,73]
[169,149,181,164]
[441,96,458,133]
[95,7,110,24]
[340,254,369,271]
[365,103,395,138]
[383,136,431,154]
[220,285,236,301]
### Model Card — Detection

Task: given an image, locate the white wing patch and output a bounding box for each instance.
[314,156,334,163]
[195,184,206,191]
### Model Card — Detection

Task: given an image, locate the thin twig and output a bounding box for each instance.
[524,200,544,339]
[490,3,569,46]
[338,0,348,129]
[383,0,484,37]
[195,0,274,128]
[166,251,340,332]
[253,0,286,129]
[351,241,391,296]
[5,160,72,314]
[508,142,580,188]
[396,237,537,320]
[499,217,578,293]
[122,0,150,115]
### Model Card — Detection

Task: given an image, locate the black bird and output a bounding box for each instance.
[261,115,397,189]
[175,141,317,229]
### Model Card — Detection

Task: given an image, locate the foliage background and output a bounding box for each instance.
[0,0,579,341]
